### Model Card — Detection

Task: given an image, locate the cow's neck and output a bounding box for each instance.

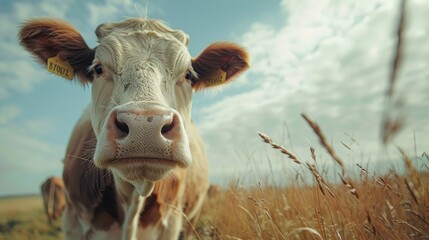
[113,176,150,240]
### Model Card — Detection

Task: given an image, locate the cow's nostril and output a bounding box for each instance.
[115,118,129,138]
[161,120,175,135]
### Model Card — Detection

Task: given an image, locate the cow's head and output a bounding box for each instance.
[19,18,249,196]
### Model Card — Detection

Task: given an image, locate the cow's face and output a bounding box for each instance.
[89,20,196,193]
[19,18,249,196]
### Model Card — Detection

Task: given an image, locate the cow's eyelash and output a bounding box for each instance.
[88,63,98,73]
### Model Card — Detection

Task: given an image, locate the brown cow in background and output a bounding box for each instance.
[41,176,65,224]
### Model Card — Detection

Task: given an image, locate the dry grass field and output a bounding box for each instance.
[193,118,429,240]
[0,195,62,240]
[198,164,429,240]
[1,146,427,240]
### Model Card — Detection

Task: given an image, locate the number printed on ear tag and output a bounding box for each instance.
[47,55,74,80]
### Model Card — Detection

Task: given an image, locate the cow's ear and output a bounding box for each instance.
[191,42,250,90]
[18,18,95,84]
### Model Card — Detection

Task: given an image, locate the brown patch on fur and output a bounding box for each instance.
[62,119,119,223]
[139,176,182,227]
[91,185,120,231]
[154,176,182,205]
[139,194,162,227]
[192,42,250,90]
[18,18,95,83]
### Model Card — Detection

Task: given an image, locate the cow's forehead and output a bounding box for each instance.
[96,18,189,45]
[95,19,191,75]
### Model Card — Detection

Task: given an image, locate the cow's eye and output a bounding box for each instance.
[185,71,192,80]
[94,64,104,75]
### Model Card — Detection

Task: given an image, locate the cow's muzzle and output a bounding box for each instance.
[94,102,192,182]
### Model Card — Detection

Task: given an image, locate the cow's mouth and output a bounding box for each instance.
[110,157,183,169]
[108,157,182,182]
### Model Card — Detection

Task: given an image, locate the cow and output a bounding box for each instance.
[207,184,222,198]
[41,176,66,224]
[19,18,249,240]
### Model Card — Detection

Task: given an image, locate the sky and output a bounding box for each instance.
[0,0,428,196]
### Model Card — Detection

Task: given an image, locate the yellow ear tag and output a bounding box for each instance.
[47,55,74,80]
[205,69,227,87]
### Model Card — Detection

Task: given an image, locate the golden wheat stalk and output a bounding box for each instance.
[310,146,316,161]
[285,227,323,240]
[307,163,336,198]
[363,211,377,236]
[404,179,420,205]
[258,131,338,198]
[257,132,302,164]
[376,176,393,191]
[382,0,406,144]
[387,0,406,98]
[339,174,359,199]
[301,113,345,176]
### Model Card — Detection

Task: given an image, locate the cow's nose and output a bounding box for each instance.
[109,107,180,143]
[93,102,192,173]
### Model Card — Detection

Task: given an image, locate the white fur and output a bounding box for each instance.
[122,190,145,240]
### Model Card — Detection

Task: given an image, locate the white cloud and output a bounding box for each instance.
[0,59,47,99]
[13,0,72,20]
[0,107,63,173]
[0,127,64,172]
[196,0,429,184]
[87,0,132,26]
[86,0,165,27]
